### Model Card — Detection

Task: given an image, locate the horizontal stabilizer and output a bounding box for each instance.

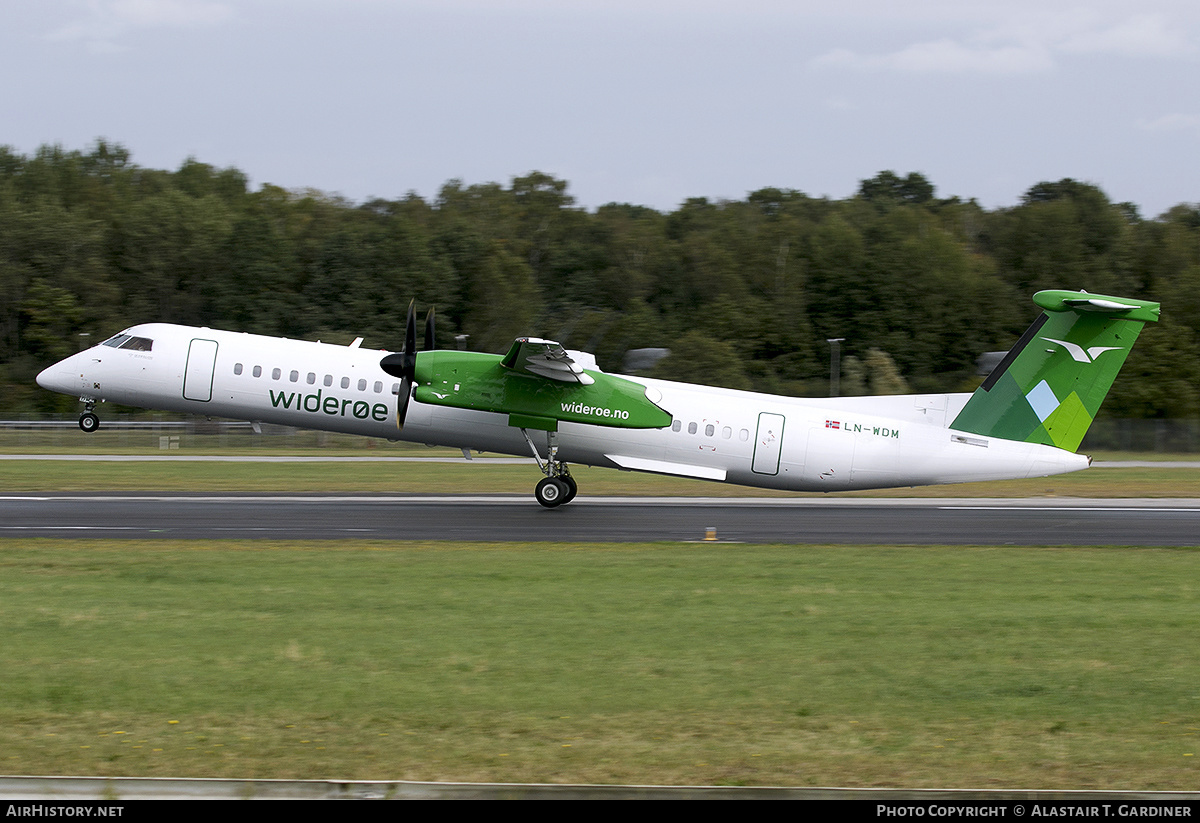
[1035,289,1161,322]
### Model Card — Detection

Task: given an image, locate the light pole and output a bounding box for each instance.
[827,338,845,397]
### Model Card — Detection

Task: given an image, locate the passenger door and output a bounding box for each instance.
[751,412,786,475]
[182,338,218,402]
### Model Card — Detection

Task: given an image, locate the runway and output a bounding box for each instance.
[3,493,1198,545]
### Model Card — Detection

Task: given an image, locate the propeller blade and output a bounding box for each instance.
[404,300,417,370]
[381,301,420,378]
[396,376,412,429]
[398,301,418,427]
[424,306,436,352]
[376,299,429,429]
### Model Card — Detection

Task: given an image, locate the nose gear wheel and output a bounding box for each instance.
[78,400,100,433]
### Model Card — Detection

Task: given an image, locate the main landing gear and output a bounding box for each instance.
[78,400,100,433]
[521,428,578,508]
[535,474,577,508]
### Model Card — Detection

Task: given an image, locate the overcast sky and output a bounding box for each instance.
[5,0,1200,216]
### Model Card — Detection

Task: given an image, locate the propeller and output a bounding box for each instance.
[424,304,436,353]
[380,301,436,428]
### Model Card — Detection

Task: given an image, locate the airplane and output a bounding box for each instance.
[35,289,1159,507]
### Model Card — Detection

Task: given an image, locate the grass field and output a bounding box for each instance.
[3,436,1198,788]
[2,540,1197,788]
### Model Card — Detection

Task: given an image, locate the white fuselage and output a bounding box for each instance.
[37,322,1089,491]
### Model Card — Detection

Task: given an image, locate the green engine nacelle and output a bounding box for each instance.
[412,350,673,431]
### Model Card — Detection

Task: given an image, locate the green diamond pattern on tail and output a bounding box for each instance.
[1040,390,1092,451]
[951,290,1160,452]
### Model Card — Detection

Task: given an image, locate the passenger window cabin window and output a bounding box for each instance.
[341,377,350,389]
[252,365,262,378]
[324,374,333,387]
[290,370,299,383]
[391,383,401,395]
[705,424,714,437]
[373,381,383,393]
[233,363,243,375]
[273,368,281,380]
[722,426,732,439]
[307,373,316,385]
[739,429,749,441]
[688,422,697,435]
[671,420,682,432]
[358,379,367,391]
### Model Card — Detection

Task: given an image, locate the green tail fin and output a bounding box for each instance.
[950,290,1160,452]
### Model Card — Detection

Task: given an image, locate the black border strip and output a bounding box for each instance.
[980,313,1049,392]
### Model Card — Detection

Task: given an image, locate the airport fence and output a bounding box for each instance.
[1079,418,1200,453]
[0,416,411,452]
[3,415,1199,454]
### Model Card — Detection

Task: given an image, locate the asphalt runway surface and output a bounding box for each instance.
[3,493,1199,545]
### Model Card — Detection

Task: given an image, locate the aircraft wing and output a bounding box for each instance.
[605,454,727,481]
[500,338,595,385]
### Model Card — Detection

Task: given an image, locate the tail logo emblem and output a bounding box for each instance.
[1041,337,1122,364]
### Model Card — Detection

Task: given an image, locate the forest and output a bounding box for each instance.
[3,141,1198,422]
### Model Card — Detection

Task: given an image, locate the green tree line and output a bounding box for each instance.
[4,142,1198,419]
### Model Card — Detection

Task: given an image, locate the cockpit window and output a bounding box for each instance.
[102,333,153,351]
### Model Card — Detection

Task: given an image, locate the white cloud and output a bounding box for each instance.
[813,39,1052,74]
[1136,113,1200,134]
[46,0,233,53]
[111,0,233,28]
[810,9,1194,75]
[1058,13,1188,58]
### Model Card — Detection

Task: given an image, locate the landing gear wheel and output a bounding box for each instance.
[79,412,100,433]
[535,477,569,508]
[519,427,578,508]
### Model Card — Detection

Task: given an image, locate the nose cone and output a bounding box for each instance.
[36,353,82,395]
[36,363,62,392]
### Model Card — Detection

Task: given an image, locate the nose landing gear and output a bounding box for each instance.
[78,400,100,433]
